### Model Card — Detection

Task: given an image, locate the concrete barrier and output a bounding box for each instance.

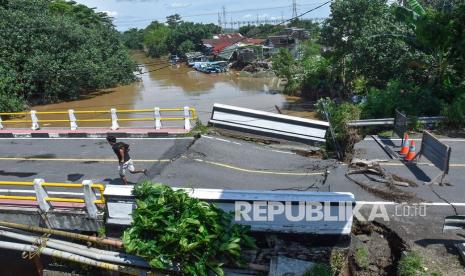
[104,185,355,235]
[208,103,329,145]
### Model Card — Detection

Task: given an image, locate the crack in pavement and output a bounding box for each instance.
[179,156,328,176]
[140,135,199,181]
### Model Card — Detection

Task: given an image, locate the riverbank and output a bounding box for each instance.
[2,51,315,129]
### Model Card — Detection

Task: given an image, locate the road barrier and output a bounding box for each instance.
[0,179,105,218]
[410,131,452,185]
[208,103,329,145]
[393,109,408,141]
[104,185,355,235]
[0,107,197,131]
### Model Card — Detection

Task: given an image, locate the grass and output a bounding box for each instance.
[304,263,332,276]
[354,245,370,270]
[377,130,393,137]
[330,249,345,274]
[97,227,106,238]
[187,119,210,136]
[398,251,443,276]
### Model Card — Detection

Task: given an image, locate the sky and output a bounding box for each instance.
[74,0,331,31]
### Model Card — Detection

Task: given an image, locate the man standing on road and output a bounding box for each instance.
[106,136,147,185]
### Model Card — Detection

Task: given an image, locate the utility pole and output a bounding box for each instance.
[292,0,298,19]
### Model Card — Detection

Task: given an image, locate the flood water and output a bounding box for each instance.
[22,51,315,128]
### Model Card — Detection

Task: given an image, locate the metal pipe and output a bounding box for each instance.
[0,221,123,248]
[0,229,150,268]
[0,241,149,275]
[0,226,118,257]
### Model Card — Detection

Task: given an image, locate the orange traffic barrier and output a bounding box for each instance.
[405,140,416,161]
[400,134,410,155]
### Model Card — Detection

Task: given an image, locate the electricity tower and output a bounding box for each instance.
[222,6,227,29]
[292,0,298,18]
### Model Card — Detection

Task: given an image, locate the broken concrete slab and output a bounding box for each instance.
[269,256,315,276]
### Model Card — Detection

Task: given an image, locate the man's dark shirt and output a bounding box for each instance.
[112,142,130,163]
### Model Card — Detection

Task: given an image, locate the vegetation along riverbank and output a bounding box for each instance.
[0,0,137,112]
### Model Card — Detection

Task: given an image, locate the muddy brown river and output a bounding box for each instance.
[16,51,315,128]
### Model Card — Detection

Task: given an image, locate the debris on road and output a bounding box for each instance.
[346,158,419,202]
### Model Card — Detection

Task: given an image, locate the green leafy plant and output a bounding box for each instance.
[316,97,362,159]
[304,263,332,276]
[123,182,256,275]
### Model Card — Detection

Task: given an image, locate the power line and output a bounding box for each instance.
[115,2,327,25]
[136,0,332,76]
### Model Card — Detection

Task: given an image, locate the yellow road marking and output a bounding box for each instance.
[188,157,326,176]
[0,157,171,163]
[0,156,326,176]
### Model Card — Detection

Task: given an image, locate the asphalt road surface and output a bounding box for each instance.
[0,135,333,190]
[1,134,465,273]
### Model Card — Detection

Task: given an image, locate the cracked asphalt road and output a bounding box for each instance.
[332,136,465,275]
[0,135,334,191]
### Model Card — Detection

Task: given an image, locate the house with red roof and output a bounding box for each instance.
[201,33,265,60]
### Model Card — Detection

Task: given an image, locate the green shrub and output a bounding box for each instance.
[398,251,425,276]
[304,263,332,276]
[362,81,441,119]
[300,56,331,99]
[354,246,370,270]
[0,92,24,112]
[441,93,465,127]
[316,97,362,159]
[123,182,255,275]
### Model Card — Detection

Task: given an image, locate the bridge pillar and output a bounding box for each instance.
[184,106,191,131]
[110,108,119,130]
[82,180,98,219]
[154,107,162,130]
[30,110,40,130]
[68,109,78,131]
[0,115,3,129]
[33,179,51,212]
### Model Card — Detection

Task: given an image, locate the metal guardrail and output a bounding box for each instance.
[0,179,104,218]
[0,107,197,131]
[209,103,330,145]
[348,116,444,127]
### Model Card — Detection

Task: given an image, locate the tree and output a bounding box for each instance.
[143,21,171,57]
[166,13,182,28]
[320,0,426,95]
[166,22,221,55]
[0,0,136,111]
[121,28,144,50]
[178,40,195,55]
